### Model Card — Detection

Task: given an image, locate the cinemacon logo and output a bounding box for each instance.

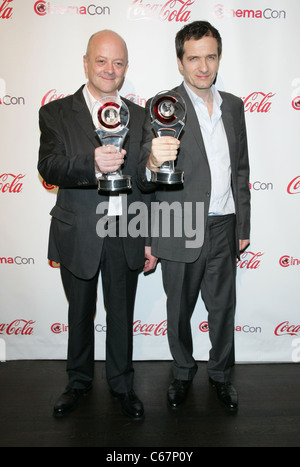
[0,95,25,105]
[0,256,34,265]
[279,255,300,268]
[200,321,262,334]
[213,4,286,20]
[292,97,300,110]
[34,0,110,16]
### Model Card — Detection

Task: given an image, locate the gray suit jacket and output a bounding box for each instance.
[137,83,251,263]
[38,86,146,279]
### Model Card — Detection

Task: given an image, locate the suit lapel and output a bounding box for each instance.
[72,86,99,148]
[220,92,237,172]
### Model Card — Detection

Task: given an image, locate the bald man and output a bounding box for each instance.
[38,30,154,420]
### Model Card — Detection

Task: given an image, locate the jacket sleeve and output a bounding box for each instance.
[38,103,97,188]
[136,100,157,194]
[236,100,251,240]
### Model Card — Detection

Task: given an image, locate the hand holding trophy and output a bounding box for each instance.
[150,90,186,185]
[93,96,131,192]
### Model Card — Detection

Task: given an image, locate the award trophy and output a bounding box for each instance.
[150,90,186,184]
[93,96,131,192]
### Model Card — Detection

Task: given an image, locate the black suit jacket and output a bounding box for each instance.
[137,83,251,262]
[38,86,146,279]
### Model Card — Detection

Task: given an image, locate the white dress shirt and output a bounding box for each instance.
[184,82,235,216]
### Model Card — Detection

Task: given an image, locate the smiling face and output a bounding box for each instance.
[177,35,220,98]
[83,30,128,100]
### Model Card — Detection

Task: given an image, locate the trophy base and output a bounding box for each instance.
[98,176,132,192]
[151,170,184,185]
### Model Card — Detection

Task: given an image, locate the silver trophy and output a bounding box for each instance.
[150,90,186,184]
[93,96,131,192]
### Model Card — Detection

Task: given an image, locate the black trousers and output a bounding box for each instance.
[60,233,140,393]
[161,214,237,383]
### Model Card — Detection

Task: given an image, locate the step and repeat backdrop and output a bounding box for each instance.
[0,0,299,363]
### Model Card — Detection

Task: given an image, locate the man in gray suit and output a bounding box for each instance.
[137,21,251,410]
[39,30,156,419]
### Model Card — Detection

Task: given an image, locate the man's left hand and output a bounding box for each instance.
[144,246,158,273]
[239,239,250,253]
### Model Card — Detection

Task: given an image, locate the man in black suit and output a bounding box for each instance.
[137,21,251,411]
[38,30,156,419]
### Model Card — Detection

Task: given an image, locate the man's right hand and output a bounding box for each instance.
[95,145,126,174]
[147,136,180,172]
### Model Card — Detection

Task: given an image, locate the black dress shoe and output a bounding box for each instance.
[111,389,144,420]
[209,378,238,411]
[53,386,91,418]
[167,379,191,408]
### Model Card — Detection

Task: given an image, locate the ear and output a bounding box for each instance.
[177,57,184,75]
[83,55,88,78]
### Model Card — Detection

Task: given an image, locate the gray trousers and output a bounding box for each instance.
[61,233,139,394]
[161,214,237,383]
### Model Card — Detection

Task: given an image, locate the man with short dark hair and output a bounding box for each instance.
[138,21,251,411]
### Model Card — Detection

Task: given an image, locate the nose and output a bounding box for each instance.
[104,61,114,75]
[198,58,209,73]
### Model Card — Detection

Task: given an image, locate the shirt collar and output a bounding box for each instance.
[183,82,223,110]
[82,84,98,115]
[82,83,120,115]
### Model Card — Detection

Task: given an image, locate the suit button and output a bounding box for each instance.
[206,192,210,197]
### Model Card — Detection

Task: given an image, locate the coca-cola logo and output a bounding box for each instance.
[279,255,300,268]
[275,321,300,337]
[236,251,264,269]
[127,0,194,22]
[287,176,300,195]
[133,319,168,337]
[241,92,275,113]
[0,173,25,193]
[41,89,69,106]
[0,320,35,336]
[0,0,13,19]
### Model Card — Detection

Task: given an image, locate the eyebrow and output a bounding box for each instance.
[95,55,125,60]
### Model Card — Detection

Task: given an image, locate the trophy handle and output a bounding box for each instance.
[150,90,186,185]
[93,97,131,192]
[152,121,184,173]
[95,126,131,191]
